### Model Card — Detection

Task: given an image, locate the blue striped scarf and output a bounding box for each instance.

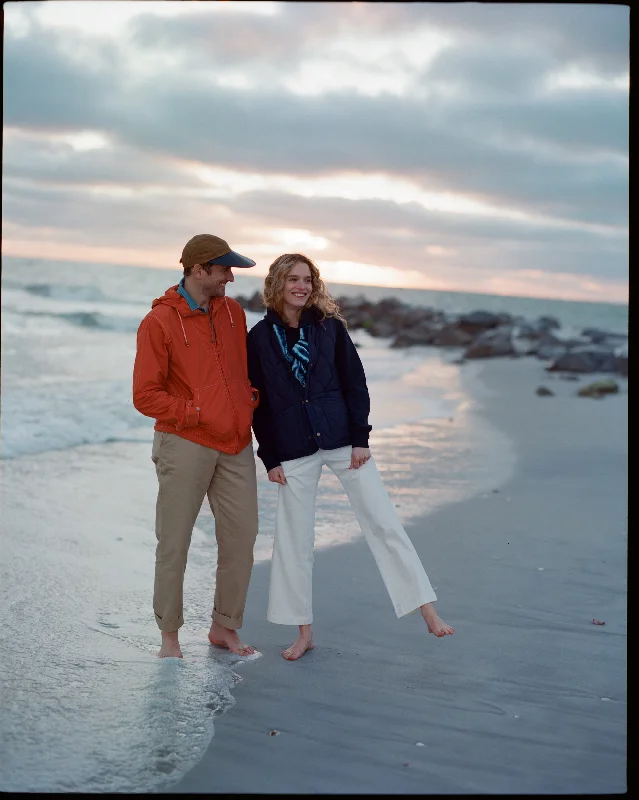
[274,325,310,386]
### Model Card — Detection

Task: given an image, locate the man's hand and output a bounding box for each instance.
[350,447,371,469]
[268,466,287,485]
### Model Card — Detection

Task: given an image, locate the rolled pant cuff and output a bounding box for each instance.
[155,613,184,632]
[211,609,243,630]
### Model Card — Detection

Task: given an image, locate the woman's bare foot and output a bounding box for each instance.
[420,603,455,637]
[158,631,183,658]
[283,624,314,661]
[208,621,256,655]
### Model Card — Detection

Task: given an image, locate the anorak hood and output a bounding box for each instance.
[151,284,235,346]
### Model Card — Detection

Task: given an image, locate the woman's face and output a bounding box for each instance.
[282,260,313,311]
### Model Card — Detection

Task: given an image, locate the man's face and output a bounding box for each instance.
[195,263,235,297]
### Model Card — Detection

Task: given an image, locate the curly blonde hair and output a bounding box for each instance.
[262,253,346,325]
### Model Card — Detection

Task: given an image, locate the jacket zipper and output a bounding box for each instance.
[210,310,240,452]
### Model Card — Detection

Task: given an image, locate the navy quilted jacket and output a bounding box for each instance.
[247,305,372,471]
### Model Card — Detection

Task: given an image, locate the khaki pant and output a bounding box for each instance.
[151,431,258,632]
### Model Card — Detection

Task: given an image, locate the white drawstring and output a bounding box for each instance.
[174,307,190,346]
[224,297,235,327]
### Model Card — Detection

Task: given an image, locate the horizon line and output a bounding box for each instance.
[0,252,629,309]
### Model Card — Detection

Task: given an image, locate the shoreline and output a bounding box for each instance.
[0,345,510,794]
[170,356,627,795]
[0,351,626,793]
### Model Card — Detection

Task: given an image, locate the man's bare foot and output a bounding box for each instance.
[208,621,255,655]
[158,631,183,658]
[283,624,314,661]
[420,603,455,637]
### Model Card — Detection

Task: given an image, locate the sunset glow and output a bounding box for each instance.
[2,1,628,304]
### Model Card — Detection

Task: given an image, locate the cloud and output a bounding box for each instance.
[1,1,628,302]
[220,189,628,280]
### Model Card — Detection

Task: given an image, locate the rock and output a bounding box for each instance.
[245,290,264,312]
[431,324,475,347]
[514,321,539,339]
[536,315,561,332]
[515,320,560,341]
[615,354,628,376]
[401,308,439,328]
[581,327,628,346]
[336,293,375,313]
[463,326,516,359]
[457,311,507,335]
[577,379,620,398]
[546,346,618,374]
[344,310,375,329]
[515,329,564,355]
[536,386,555,396]
[336,295,376,329]
[390,323,439,347]
[376,297,406,314]
[367,319,398,338]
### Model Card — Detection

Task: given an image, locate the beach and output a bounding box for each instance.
[0,257,627,794]
[171,357,627,795]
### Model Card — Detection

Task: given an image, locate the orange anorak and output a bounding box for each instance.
[133,285,259,454]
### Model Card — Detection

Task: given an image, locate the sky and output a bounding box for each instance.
[2,1,629,303]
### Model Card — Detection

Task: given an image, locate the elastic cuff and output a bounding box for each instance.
[155,612,184,632]
[350,430,370,448]
[211,609,242,630]
[263,458,282,472]
[183,405,200,429]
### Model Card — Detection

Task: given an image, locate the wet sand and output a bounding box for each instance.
[170,357,627,794]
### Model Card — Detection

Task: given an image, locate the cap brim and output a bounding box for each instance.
[207,250,256,268]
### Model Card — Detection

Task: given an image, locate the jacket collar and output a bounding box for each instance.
[265,305,323,328]
[177,277,209,313]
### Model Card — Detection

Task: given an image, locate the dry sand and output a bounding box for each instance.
[170,357,627,794]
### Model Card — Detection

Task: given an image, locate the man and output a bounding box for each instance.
[133,234,260,658]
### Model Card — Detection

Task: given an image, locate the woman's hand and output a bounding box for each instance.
[268,466,287,485]
[350,447,371,469]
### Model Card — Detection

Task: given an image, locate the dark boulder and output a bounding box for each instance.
[367,319,399,338]
[546,346,618,373]
[457,311,506,335]
[390,324,439,348]
[463,326,516,359]
[577,379,620,398]
[615,354,628,376]
[234,294,248,309]
[581,327,628,346]
[537,315,561,332]
[431,324,475,347]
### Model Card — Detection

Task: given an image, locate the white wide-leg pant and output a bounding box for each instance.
[267,446,438,625]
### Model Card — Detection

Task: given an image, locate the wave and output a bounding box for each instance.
[3,279,144,306]
[21,309,143,333]
[0,379,154,460]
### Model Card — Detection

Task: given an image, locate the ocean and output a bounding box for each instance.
[0,255,628,792]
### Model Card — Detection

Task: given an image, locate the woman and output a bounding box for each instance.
[247,254,454,661]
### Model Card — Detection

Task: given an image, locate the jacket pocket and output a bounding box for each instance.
[228,379,258,437]
[195,382,235,440]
